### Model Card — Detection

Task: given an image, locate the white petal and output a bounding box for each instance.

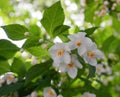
[74,60,83,69]
[83,54,89,64]
[59,63,67,72]
[94,50,104,59]
[53,61,59,67]
[65,43,72,52]
[89,58,97,66]
[90,94,96,97]
[63,52,71,64]
[68,34,77,41]
[77,32,86,37]
[53,57,61,66]
[78,46,87,56]
[68,41,76,50]
[68,67,78,79]
[57,94,63,97]
[83,37,93,46]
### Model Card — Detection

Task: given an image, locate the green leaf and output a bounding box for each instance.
[0,61,10,75]
[11,58,27,78]
[88,65,96,78]
[0,39,19,59]
[22,37,40,49]
[0,82,23,96]
[115,44,120,54]
[29,24,41,37]
[41,1,65,37]
[25,60,52,84]
[53,25,70,37]
[1,24,29,40]
[27,46,48,58]
[112,17,120,32]
[101,35,117,54]
[84,27,99,36]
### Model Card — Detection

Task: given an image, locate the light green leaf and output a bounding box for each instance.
[101,35,119,54]
[0,39,19,59]
[27,46,48,58]
[1,24,29,40]
[41,1,65,37]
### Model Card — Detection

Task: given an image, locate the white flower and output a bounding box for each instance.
[68,32,92,56]
[49,43,71,67]
[95,64,105,75]
[82,42,104,66]
[4,73,15,85]
[43,87,57,97]
[81,92,96,97]
[3,73,17,85]
[59,54,82,79]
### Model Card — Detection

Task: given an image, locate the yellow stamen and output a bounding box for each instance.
[48,90,54,96]
[57,49,64,57]
[76,41,82,46]
[7,75,13,81]
[68,63,74,68]
[88,51,95,58]
[97,67,101,72]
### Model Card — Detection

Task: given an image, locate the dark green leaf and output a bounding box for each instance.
[88,65,96,78]
[41,1,65,37]
[85,27,99,36]
[11,58,27,78]
[25,60,52,84]
[0,39,19,59]
[53,25,70,37]
[0,61,10,75]
[22,37,40,49]
[0,82,23,96]
[1,24,29,40]
[81,27,99,36]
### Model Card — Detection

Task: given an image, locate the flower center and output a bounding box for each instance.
[57,49,64,57]
[48,90,54,96]
[96,67,101,72]
[7,75,13,81]
[88,51,95,58]
[68,63,74,68]
[76,41,82,46]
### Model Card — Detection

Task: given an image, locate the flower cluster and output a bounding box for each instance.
[43,87,96,97]
[49,32,104,79]
[0,72,18,87]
